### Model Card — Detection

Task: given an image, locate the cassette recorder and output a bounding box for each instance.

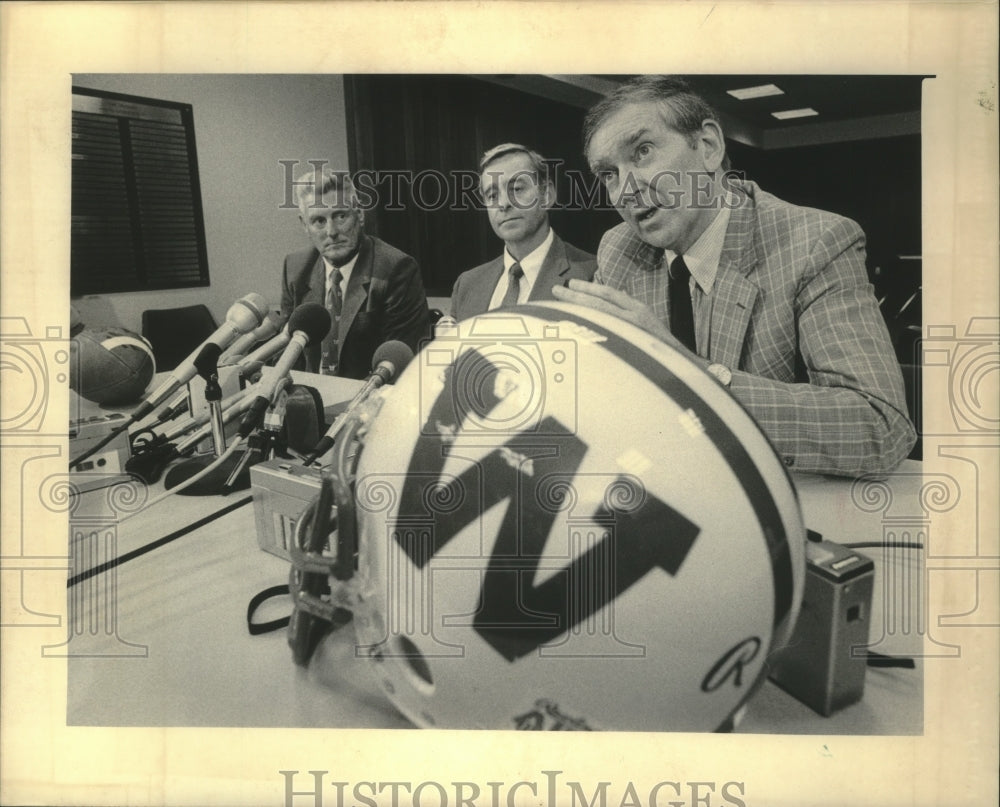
[250,457,328,560]
[68,412,132,493]
[768,539,875,716]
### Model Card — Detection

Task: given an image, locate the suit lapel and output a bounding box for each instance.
[709,189,761,367]
[624,249,670,323]
[339,235,373,344]
[304,252,326,305]
[529,233,571,300]
[475,257,505,313]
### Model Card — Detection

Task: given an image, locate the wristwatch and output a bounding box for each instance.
[707,363,733,388]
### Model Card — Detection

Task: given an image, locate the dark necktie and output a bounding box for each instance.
[499,262,524,308]
[669,255,697,352]
[321,267,343,373]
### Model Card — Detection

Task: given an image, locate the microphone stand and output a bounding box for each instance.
[163,345,252,495]
[125,387,255,485]
[220,383,291,494]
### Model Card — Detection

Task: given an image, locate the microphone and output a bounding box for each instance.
[192,342,227,455]
[70,293,267,470]
[303,340,413,465]
[174,388,256,455]
[434,314,458,336]
[151,314,279,427]
[131,292,268,423]
[125,387,258,485]
[194,342,223,380]
[236,324,292,379]
[152,389,190,425]
[219,311,282,364]
[127,374,263,481]
[157,387,250,443]
[237,303,331,438]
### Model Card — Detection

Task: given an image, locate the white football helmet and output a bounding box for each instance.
[290,302,805,731]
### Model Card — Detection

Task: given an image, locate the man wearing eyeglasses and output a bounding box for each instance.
[450,143,596,322]
[280,165,429,379]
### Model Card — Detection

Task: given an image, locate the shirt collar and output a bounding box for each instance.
[664,198,733,293]
[324,251,360,287]
[504,227,554,290]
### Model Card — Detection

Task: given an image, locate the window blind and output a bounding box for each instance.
[71,87,209,295]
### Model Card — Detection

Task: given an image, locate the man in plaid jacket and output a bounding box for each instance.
[554,76,915,477]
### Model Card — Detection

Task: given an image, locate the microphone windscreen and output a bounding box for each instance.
[193,342,222,378]
[227,293,269,332]
[288,302,332,345]
[373,340,414,378]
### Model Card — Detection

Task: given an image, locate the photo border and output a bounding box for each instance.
[1,2,997,805]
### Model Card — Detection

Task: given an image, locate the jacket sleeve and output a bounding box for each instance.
[450,272,467,321]
[728,220,916,477]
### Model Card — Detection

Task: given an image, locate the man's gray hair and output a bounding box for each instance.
[479,143,554,186]
[293,165,358,211]
[583,76,730,171]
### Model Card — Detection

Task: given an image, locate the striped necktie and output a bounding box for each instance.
[321,267,343,373]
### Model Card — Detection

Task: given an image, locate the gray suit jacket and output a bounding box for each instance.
[450,232,596,322]
[280,234,429,379]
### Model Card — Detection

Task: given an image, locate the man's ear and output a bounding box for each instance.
[540,180,556,210]
[355,206,366,229]
[698,119,726,172]
[298,212,309,236]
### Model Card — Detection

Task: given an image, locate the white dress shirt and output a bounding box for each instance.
[487,227,555,310]
[324,251,360,304]
[662,200,733,355]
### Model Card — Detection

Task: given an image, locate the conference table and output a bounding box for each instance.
[64,377,924,734]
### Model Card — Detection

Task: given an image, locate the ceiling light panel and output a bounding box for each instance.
[726,83,785,100]
[771,107,819,120]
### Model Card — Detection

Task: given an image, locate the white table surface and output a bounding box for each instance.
[65,460,924,734]
[67,373,364,574]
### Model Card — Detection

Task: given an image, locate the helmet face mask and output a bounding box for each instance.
[290,303,805,731]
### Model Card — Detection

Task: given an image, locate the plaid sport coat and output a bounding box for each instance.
[594,180,915,477]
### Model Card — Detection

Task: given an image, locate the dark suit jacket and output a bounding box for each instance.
[450,232,597,322]
[280,234,429,379]
[595,179,915,477]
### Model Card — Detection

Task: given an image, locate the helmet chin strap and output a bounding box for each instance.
[284,395,374,666]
